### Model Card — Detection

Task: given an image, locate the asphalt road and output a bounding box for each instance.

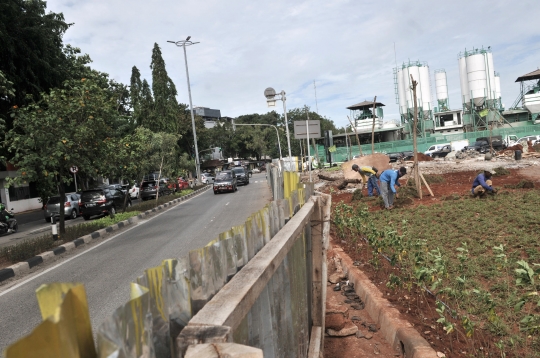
[0,173,271,351]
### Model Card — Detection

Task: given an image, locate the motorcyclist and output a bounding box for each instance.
[0,203,15,233]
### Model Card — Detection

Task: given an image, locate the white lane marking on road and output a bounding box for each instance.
[0,191,207,297]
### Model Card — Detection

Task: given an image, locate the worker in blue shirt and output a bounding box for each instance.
[472,170,497,197]
[379,167,407,210]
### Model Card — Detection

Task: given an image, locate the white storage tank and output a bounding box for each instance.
[494,73,501,100]
[458,56,470,106]
[418,65,432,114]
[458,47,497,107]
[396,68,407,115]
[435,70,448,101]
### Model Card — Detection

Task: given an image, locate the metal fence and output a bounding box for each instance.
[5,165,331,358]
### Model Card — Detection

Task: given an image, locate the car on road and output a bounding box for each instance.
[44,193,81,222]
[252,168,261,174]
[80,186,131,220]
[213,170,237,194]
[232,167,249,186]
[140,180,168,201]
[201,173,214,184]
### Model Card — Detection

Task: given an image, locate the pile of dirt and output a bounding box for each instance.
[504,143,524,152]
[416,153,433,161]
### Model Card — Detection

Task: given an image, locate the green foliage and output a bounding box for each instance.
[351,188,363,201]
[332,188,540,355]
[493,166,511,176]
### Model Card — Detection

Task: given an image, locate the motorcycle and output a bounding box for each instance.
[0,209,18,235]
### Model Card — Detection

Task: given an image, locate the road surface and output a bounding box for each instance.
[0,173,271,351]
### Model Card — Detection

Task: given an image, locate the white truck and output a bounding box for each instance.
[450,139,469,152]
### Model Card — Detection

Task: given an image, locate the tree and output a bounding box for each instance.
[0,0,71,120]
[6,77,122,234]
[149,43,179,133]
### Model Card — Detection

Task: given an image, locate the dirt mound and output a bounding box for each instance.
[504,143,524,152]
[416,153,433,161]
[342,154,391,180]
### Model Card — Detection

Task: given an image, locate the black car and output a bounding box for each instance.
[462,141,490,153]
[80,186,131,220]
[431,145,452,158]
[140,180,168,201]
[213,170,237,194]
[232,167,249,186]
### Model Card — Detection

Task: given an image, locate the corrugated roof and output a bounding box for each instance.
[515,69,540,82]
[346,101,385,110]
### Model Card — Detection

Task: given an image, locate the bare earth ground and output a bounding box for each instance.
[314,157,540,358]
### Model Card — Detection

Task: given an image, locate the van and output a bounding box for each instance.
[424,143,450,157]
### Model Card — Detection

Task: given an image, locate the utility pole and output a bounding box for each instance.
[371,96,377,155]
[347,116,362,156]
[411,74,422,199]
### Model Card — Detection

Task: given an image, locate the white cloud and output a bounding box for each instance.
[49,0,540,127]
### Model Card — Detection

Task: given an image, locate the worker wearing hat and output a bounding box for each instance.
[379,167,407,210]
[351,164,380,197]
[472,169,497,197]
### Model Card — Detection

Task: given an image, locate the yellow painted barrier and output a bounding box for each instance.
[5,283,95,358]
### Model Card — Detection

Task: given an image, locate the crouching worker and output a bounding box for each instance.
[472,170,497,197]
[379,167,407,210]
[352,164,380,196]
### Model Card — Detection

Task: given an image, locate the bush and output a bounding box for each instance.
[351,189,363,201]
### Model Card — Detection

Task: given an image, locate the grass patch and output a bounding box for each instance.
[493,166,511,176]
[323,166,341,172]
[351,189,363,201]
[332,188,540,356]
[504,180,535,189]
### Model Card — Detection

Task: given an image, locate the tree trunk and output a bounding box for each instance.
[58,173,66,235]
[155,156,164,202]
[318,174,340,181]
[337,179,362,190]
[410,74,422,199]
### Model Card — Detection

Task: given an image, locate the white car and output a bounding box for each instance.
[201,173,215,184]
[128,183,139,199]
[252,168,261,173]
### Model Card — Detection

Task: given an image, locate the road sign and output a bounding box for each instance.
[293,120,321,139]
[70,166,78,174]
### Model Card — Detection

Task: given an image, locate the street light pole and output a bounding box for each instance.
[234,123,282,159]
[264,88,292,170]
[168,37,201,183]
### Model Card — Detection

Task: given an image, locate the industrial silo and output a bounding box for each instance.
[395,67,408,116]
[434,69,449,111]
[494,72,501,103]
[458,47,497,108]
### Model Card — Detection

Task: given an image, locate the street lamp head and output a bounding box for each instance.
[186,36,191,41]
[264,87,276,99]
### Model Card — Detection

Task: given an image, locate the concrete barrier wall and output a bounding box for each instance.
[5,166,327,358]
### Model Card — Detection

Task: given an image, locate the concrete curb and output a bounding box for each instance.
[0,186,211,284]
[333,248,438,358]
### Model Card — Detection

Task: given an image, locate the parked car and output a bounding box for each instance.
[430,145,452,158]
[462,140,490,153]
[108,183,127,194]
[232,166,249,186]
[140,180,168,201]
[126,182,139,199]
[79,186,131,220]
[213,170,237,194]
[386,152,404,162]
[516,135,540,146]
[424,143,450,156]
[252,168,261,174]
[201,173,214,184]
[44,193,81,222]
[177,177,189,190]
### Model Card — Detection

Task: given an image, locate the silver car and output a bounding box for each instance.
[201,173,215,184]
[44,193,81,222]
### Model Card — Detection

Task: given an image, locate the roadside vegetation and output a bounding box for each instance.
[0,189,198,265]
[332,188,540,357]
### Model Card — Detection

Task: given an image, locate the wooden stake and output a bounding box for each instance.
[371,96,377,155]
[347,115,362,156]
[410,74,422,199]
[419,171,434,197]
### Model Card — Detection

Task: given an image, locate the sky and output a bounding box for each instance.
[47,0,540,128]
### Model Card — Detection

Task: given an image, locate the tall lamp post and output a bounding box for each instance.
[264,88,292,169]
[168,36,201,182]
[234,123,282,159]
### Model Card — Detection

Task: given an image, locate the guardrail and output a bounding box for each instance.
[5,165,331,358]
